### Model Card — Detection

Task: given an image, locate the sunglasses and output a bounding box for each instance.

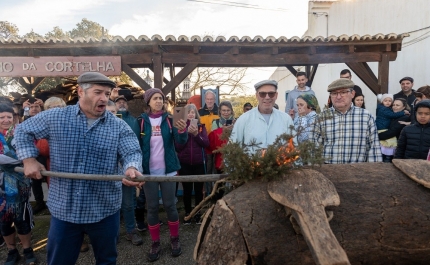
[258,92,277,98]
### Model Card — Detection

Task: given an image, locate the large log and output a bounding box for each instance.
[195,163,430,265]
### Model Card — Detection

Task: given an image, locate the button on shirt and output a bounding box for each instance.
[312,104,382,164]
[14,104,142,223]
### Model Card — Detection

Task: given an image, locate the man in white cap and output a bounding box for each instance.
[231,80,294,153]
[312,78,382,163]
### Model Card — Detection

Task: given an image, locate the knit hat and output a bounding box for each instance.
[298,94,321,113]
[327,78,355,92]
[379,93,393,103]
[144,88,165,104]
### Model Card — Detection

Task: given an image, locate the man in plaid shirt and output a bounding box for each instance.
[15,72,143,264]
[312,78,382,164]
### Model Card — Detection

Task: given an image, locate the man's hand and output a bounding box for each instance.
[404,110,410,116]
[22,99,31,108]
[22,158,46,179]
[175,119,187,131]
[123,167,144,188]
[188,124,198,136]
[110,87,120,101]
[35,98,44,107]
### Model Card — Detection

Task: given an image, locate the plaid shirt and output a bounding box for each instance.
[312,104,382,164]
[14,104,142,223]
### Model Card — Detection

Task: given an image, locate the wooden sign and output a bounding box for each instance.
[0,56,121,77]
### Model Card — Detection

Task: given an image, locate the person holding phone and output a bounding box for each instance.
[139,88,187,262]
[175,104,209,225]
[211,101,235,131]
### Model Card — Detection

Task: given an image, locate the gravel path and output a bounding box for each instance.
[0,200,200,265]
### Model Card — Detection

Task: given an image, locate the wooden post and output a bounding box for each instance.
[153,54,163,89]
[378,53,389,94]
[346,62,379,95]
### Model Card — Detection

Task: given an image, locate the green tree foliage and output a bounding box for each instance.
[225,95,258,117]
[21,29,43,40]
[0,21,19,39]
[69,18,109,39]
[45,26,69,39]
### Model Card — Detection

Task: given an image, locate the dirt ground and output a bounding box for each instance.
[0,199,201,265]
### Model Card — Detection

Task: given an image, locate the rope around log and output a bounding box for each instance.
[14,167,227,182]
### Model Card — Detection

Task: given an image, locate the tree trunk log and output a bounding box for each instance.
[195,162,430,265]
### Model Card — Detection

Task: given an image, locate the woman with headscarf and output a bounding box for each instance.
[294,94,320,143]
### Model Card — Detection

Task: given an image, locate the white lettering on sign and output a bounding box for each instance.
[0,62,13,72]
[23,63,37,70]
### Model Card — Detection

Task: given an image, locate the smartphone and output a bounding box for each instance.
[190,118,198,127]
[115,113,122,119]
[225,119,233,126]
[173,107,186,125]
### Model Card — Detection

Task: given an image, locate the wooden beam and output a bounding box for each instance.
[346,62,379,95]
[285,65,297,77]
[121,63,152,91]
[378,53,390,94]
[14,77,45,95]
[307,64,319,87]
[169,64,176,102]
[149,65,170,85]
[152,54,164,88]
[162,63,198,95]
[224,47,239,55]
[122,52,397,67]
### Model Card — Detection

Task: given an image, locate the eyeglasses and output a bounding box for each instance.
[330,90,351,98]
[244,108,252,111]
[220,109,232,113]
[258,92,277,98]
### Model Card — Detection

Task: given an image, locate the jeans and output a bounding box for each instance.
[121,184,136,233]
[47,211,120,265]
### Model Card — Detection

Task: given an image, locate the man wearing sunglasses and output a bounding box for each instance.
[312,78,382,164]
[231,80,294,153]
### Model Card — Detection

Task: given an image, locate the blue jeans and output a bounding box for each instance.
[47,211,120,265]
[121,184,136,233]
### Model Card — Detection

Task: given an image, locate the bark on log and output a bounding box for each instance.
[195,163,430,265]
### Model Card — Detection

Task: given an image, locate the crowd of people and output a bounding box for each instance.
[0,69,429,264]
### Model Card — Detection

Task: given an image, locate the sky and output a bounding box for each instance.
[0,0,309,94]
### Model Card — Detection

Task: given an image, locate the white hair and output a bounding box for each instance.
[79,83,94,90]
[205,90,216,98]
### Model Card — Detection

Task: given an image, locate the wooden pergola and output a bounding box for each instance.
[0,33,408,97]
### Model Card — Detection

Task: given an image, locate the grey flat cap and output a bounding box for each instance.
[254,80,278,90]
[77,72,116,88]
[327,78,355,92]
[114,95,127,102]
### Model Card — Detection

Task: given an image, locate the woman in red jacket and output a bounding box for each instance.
[175,104,209,224]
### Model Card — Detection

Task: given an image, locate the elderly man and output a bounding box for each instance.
[312,78,382,163]
[231,80,294,153]
[198,90,219,134]
[14,72,143,264]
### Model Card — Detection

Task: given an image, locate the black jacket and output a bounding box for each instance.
[378,115,411,140]
[394,100,430,159]
[393,90,416,110]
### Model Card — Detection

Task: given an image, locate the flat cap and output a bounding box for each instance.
[77,72,116,88]
[399,76,414,84]
[327,78,355,92]
[254,80,278,90]
[114,95,127,102]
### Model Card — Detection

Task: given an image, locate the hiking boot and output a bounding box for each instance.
[136,222,147,232]
[183,213,191,225]
[4,248,20,265]
[147,240,161,262]
[125,230,143,246]
[32,201,46,214]
[23,247,37,265]
[170,236,182,257]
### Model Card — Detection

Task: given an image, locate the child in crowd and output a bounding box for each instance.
[376,94,408,130]
[395,100,430,160]
[353,93,366,109]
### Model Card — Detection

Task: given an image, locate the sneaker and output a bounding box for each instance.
[147,240,161,262]
[136,222,147,232]
[170,236,182,257]
[183,213,191,225]
[23,247,37,265]
[125,230,143,246]
[194,214,202,225]
[32,201,47,214]
[4,248,20,265]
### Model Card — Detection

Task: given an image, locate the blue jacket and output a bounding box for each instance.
[140,112,188,174]
[376,104,405,130]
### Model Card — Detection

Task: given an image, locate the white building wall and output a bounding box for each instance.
[271,0,430,116]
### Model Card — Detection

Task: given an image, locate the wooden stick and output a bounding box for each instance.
[14,167,227,182]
